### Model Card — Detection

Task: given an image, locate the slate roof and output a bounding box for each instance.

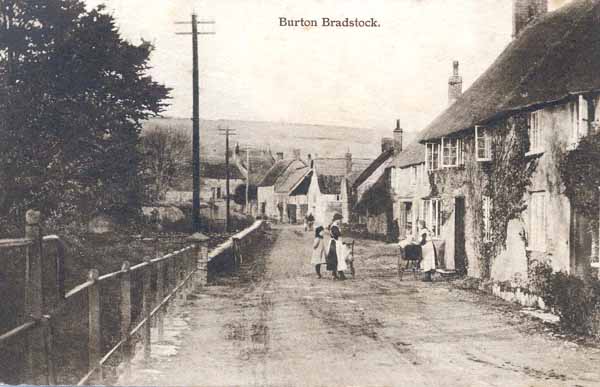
[258,159,296,187]
[290,170,313,196]
[275,165,310,193]
[420,0,600,141]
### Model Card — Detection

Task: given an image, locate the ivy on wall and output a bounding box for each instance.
[483,115,538,265]
[558,133,600,217]
[428,114,537,279]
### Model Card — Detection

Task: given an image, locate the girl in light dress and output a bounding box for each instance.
[311,226,327,278]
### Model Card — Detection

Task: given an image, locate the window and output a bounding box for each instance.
[336,194,340,201]
[426,143,440,171]
[528,192,546,251]
[441,137,464,167]
[475,126,491,161]
[216,187,222,199]
[570,95,589,148]
[482,196,491,242]
[527,110,544,154]
[422,199,441,237]
[409,165,418,186]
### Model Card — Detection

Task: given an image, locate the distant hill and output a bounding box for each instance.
[142,117,414,160]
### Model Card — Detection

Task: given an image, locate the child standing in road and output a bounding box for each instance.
[311,226,326,278]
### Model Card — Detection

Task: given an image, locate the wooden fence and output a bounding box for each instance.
[0,210,266,385]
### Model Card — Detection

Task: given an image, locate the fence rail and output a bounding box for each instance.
[0,211,266,385]
[0,211,225,385]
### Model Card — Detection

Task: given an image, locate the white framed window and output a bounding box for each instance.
[475,126,491,161]
[569,95,589,149]
[482,195,491,242]
[527,110,544,154]
[422,198,441,237]
[426,143,440,171]
[410,165,418,186]
[528,191,546,251]
[458,138,466,165]
[441,137,460,167]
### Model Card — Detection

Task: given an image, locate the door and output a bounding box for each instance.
[570,209,594,279]
[287,204,297,224]
[454,197,466,274]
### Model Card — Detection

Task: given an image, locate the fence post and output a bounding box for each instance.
[142,257,153,363]
[24,209,45,384]
[155,241,164,341]
[188,232,209,287]
[119,261,132,377]
[41,315,56,385]
[87,268,102,383]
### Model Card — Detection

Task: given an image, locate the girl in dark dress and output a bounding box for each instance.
[326,214,346,280]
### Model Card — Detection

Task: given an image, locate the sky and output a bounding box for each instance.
[85,0,572,136]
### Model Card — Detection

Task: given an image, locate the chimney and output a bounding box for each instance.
[345,150,352,177]
[448,61,463,106]
[393,119,403,156]
[276,152,284,160]
[381,137,394,153]
[513,0,547,38]
[293,148,301,160]
[307,153,313,167]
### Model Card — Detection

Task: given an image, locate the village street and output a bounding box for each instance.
[117,224,600,387]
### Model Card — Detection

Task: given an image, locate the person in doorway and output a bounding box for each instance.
[305,212,315,231]
[326,213,347,280]
[418,220,437,281]
[311,226,326,278]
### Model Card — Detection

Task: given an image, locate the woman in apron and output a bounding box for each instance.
[418,220,437,281]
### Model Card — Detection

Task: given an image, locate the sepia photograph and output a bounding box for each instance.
[2,0,600,386]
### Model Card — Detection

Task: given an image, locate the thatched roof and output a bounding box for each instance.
[352,149,393,190]
[395,141,425,168]
[318,175,344,195]
[420,0,600,142]
[258,159,295,187]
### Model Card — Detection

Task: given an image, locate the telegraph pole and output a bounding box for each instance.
[246,145,250,215]
[218,127,237,232]
[175,14,215,232]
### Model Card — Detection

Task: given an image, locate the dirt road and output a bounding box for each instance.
[121,224,600,387]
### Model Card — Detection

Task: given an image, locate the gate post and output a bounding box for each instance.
[119,261,132,377]
[24,209,45,384]
[188,232,209,286]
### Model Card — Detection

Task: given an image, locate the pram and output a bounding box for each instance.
[398,243,422,281]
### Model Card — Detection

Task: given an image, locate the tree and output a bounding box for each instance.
[0,0,170,224]
[232,183,257,206]
[140,126,191,203]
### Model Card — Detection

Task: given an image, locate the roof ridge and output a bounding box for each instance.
[501,0,598,112]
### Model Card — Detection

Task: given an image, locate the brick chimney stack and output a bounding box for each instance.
[381,137,394,153]
[293,148,301,160]
[448,61,462,106]
[513,0,547,38]
[345,150,352,177]
[393,119,403,155]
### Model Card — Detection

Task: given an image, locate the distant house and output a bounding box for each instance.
[232,145,275,216]
[257,151,308,222]
[165,160,245,220]
[352,136,396,239]
[301,154,372,226]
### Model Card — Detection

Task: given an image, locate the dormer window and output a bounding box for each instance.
[475,126,491,161]
[425,143,440,171]
[527,110,544,155]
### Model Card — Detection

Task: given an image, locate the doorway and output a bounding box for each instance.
[454,197,466,274]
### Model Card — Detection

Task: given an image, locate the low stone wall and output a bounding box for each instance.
[207,220,266,273]
[491,283,546,309]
